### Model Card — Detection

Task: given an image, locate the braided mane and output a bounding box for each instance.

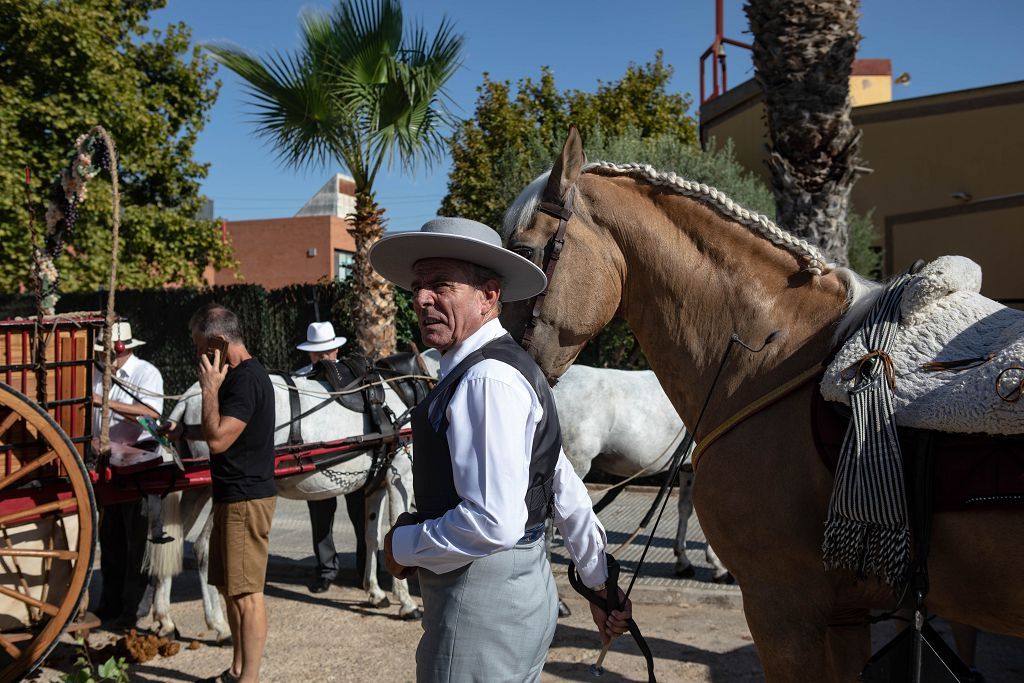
[582,161,833,275]
[502,162,882,347]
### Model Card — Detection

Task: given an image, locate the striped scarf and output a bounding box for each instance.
[823,274,913,587]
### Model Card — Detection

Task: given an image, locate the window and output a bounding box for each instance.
[335,250,355,281]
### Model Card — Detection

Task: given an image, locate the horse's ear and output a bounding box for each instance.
[545,125,586,203]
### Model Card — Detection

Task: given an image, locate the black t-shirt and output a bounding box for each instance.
[211,358,276,503]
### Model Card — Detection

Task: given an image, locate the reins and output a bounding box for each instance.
[691,364,825,472]
[519,200,572,355]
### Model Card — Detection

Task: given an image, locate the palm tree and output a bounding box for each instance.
[208,0,462,357]
[745,0,864,267]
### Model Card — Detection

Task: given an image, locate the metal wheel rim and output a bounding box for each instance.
[0,382,97,683]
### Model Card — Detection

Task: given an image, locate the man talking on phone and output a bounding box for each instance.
[162,304,276,683]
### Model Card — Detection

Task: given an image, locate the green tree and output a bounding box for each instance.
[440,51,697,229]
[208,0,462,358]
[0,0,232,292]
[745,0,865,266]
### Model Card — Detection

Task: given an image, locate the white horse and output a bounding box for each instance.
[140,353,439,640]
[552,364,731,582]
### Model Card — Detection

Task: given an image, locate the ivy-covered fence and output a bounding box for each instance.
[0,281,422,399]
[0,280,649,402]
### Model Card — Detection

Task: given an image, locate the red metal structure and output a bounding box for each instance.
[699,0,752,106]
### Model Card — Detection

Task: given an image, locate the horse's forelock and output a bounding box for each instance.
[501,171,550,240]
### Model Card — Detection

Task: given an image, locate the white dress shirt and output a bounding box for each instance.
[391,319,609,588]
[92,353,164,445]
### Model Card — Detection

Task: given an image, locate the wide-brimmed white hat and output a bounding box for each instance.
[368,217,547,302]
[94,321,145,351]
[297,322,347,352]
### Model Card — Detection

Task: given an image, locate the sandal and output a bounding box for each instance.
[195,669,240,683]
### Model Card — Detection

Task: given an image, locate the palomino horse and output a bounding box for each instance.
[139,355,439,640]
[553,364,729,581]
[500,127,1024,681]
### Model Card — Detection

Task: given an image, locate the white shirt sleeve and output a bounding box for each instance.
[391,364,532,574]
[135,362,164,416]
[552,450,609,588]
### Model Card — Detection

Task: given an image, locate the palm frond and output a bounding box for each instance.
[208,0,463,192]
[207,41,364,182]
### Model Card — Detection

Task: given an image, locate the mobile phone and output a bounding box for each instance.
[205,337,229,371]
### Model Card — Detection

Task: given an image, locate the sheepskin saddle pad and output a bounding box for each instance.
[821,255,1024,435]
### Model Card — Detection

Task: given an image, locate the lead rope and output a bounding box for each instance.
[565,330,760,681]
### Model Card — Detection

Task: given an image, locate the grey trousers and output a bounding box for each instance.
[416,534,558,683]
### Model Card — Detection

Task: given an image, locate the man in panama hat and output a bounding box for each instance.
[370,217,631,682]
[92,320,165,629]
[290,322,367,594]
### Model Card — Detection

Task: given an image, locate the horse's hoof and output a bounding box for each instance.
[713,572,735,585]
[557,600,572,618]
[400,607,423,621]
[674,564,695,578]
[368,597,391,609]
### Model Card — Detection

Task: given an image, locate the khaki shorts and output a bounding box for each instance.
[208,496,276,596]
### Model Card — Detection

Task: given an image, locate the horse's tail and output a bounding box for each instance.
[142,491,184,578]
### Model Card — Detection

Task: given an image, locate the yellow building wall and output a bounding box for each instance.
[849,75,892,107]
[699,79,1024,302]
[888,204,1024,302]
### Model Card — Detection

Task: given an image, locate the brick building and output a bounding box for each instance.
[205,174,358,289]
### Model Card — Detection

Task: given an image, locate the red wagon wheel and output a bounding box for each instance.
[0,382,96,683]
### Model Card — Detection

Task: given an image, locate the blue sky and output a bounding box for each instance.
[153,0,1023,232]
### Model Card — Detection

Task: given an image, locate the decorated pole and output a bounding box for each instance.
[92,127,121,456]
[29,127,121,454]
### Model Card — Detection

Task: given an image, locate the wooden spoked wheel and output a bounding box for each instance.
[0,383,96,683]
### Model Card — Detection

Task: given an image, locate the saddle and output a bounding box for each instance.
[375,351,435,409]
[821,255,1024,435]
[310,355,383,413]
[812,390,1024,513]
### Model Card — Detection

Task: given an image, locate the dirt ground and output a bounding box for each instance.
[31,568,1024,683]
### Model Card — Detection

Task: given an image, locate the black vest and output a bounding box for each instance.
[411,334,561,529]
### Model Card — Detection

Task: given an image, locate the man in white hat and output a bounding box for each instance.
[292,322,365,593]
[294,321,347,376]
[370,217,631,682]
[91,320,164,628]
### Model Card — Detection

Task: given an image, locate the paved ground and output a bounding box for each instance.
[31,488,1024,682]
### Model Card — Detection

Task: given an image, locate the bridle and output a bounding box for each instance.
[511,192,659,680]
[516,196,573,354]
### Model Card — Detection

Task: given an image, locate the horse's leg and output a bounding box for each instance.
[674,471,696,578]
[383,448,422,619]
[191,490,230,643]
[362,481,389,609]
[681,469,734,583]
[545,520,571,617]
[824,608,871,682]
[144,491,183,637]
[704,541,734,584]
[740,589,835,682]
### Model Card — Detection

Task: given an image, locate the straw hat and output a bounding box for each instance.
[93,321,145,351]
[368,217,547,302]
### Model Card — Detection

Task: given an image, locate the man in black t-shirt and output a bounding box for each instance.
[163,304,275,683]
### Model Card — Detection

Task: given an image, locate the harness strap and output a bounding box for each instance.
[691,365,824,472]
[274,372,304,445]
[520,201,572,350]
[567,554,656,682]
